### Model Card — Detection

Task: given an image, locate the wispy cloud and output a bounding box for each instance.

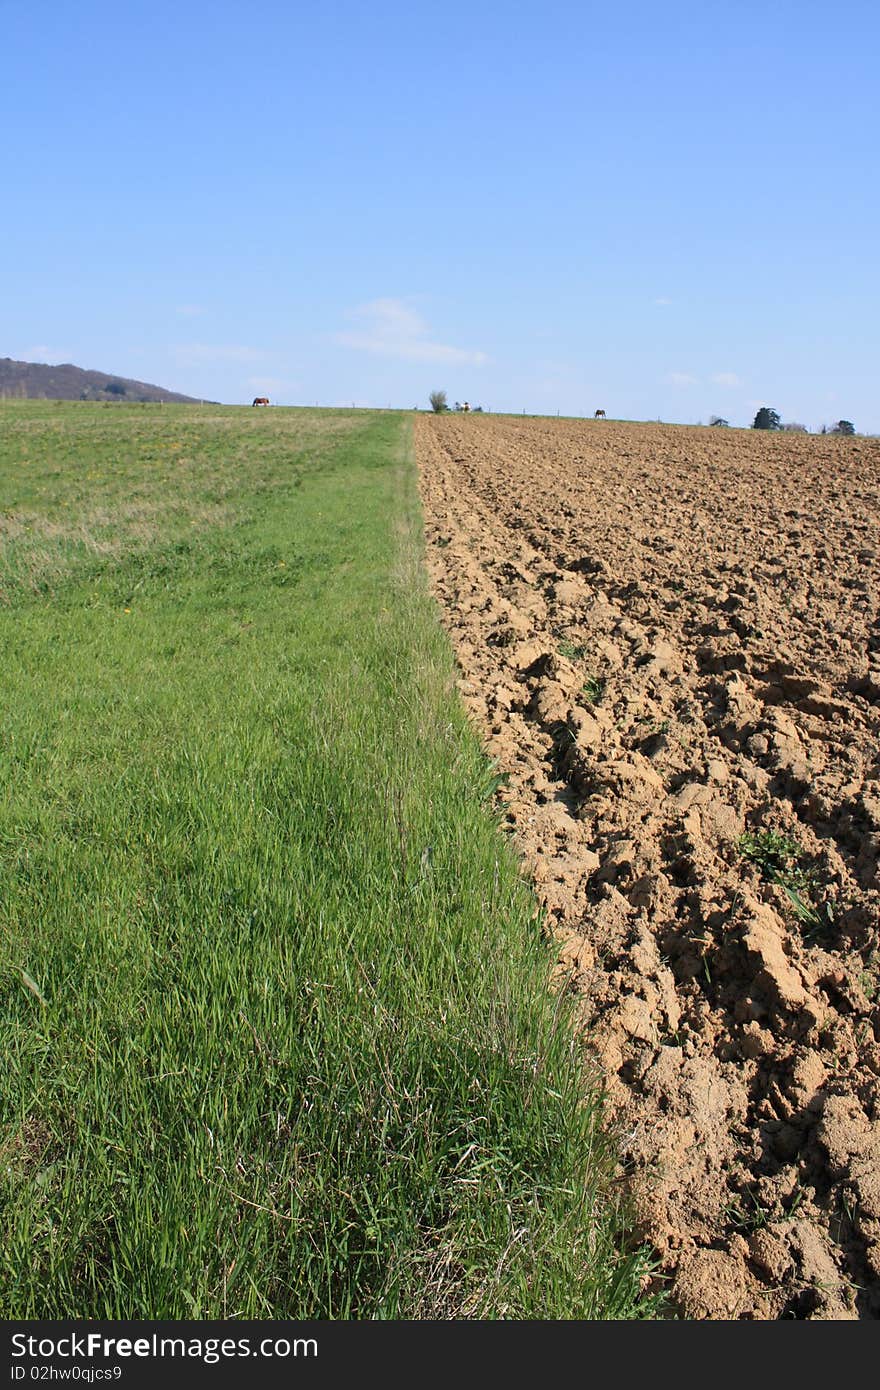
[246,376,298,393]
[171,344,266,366]
[333,299,488,366]
[18,345,74,364]
[653,296,673,306]
[664,369,743,390]
[530,359,594,400]
[175,304,206,318]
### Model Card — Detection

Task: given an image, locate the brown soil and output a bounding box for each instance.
[415,412,880,1320]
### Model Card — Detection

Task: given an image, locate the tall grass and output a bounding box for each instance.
[0,402,656,1318]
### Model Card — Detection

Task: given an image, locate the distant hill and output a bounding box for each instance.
[0,357,210,404]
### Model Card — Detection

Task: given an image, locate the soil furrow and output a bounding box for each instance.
[416,412,880,1320]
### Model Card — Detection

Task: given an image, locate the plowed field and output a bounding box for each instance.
[416,412,880,1319]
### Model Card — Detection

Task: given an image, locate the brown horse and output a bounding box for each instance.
[594,408,606,418]
[252,396,270,407]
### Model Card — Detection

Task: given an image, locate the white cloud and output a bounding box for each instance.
[246,376,299,394]
[175,304,206,317]
[17,345,74,364]
[333,298,488,366]
[666,371,699,387]
[654,297,673,306]
[171,344,266,366]
[711,371,742,388]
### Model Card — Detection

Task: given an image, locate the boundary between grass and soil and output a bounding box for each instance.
[0,403,658,1319]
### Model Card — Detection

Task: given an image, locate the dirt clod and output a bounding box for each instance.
[416,413,880,1320]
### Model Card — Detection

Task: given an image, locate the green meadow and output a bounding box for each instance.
[0,401,654,1318]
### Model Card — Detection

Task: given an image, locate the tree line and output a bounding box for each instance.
[429,390,485,413]
[429,390,858,434]
[710,408,856,435]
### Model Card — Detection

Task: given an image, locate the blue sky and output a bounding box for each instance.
[3,0,878,430]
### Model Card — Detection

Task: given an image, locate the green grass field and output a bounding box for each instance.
[0,401,656,1318]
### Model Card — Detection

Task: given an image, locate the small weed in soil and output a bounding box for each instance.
[558,639,588,660]
[737,830,835,937]
[738,829,802,878]
[581,675,606,704]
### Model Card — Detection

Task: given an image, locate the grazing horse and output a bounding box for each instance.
[594,408,606,418]
[252,396,270,407]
